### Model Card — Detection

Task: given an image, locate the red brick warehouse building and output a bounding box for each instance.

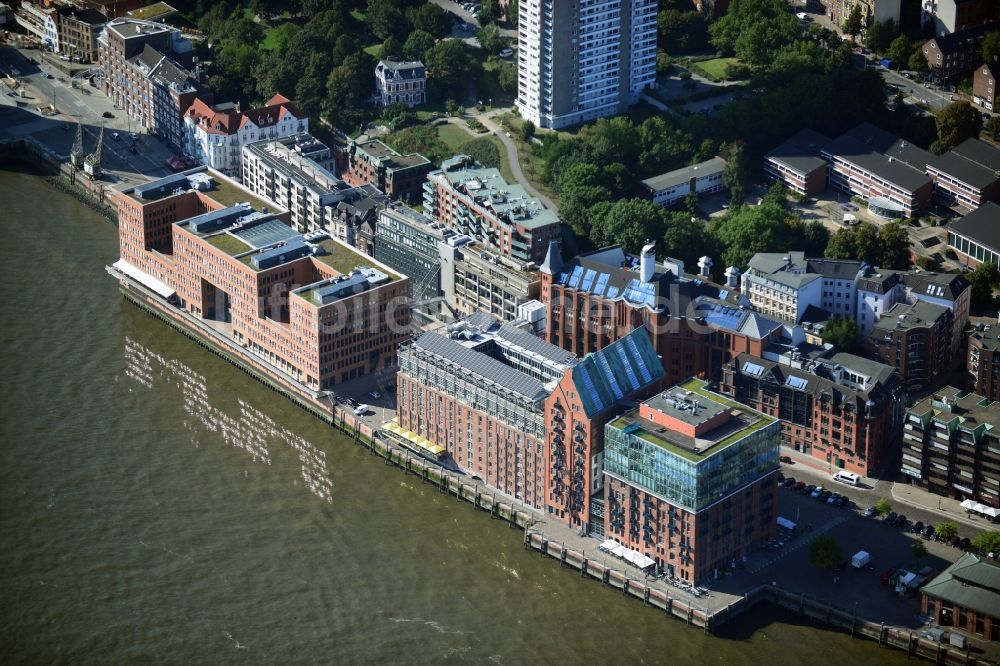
[111,167,410,395]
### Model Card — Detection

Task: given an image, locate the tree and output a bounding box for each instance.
[477,0,501,25]
[875,497,892,517]
[459,137,501,168]
[822,316,861,353]
[808,536,844,570]
[887,35,913,70]
[825,222,910,269]
[662,212,720,270]
[967,262,1000,313]
[385,124,449,165]
[710,0,802,67]
[589,198,666,253]
[935,522,959,542]
[477,23,505,55]
[936,101,984,150]
[972,531,1000,555]
[842,5,863,41]
[711,199,799,268]
[367,0,409,41]
[424,40,476,102]
[657,9,710,53]
[520,119,535,141]
[986,116,1000,141]
[379,35,402,60]
[402,31,436,62]
[909,45,929,73]
[506,0,518,25]
[498,62,517,96]
[408,3,453,39]
[911,541,927,560]
[864,20,893,56]
[877,221,911,269]
[982,31,1000,63]
[722,144,748,206]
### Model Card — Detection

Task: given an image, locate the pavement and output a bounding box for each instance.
[778,445,993,535]
[1,45,175,190]
[473,109,560,213]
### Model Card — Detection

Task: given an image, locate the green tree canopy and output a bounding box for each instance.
[887,35,913,69]
[403,30,437,62]
[909,45,929,72]
[458,137,501,169]
[477,23,505,55]
[864,20,893,55]
[808,536,844,570]
[982,31,1000,63]
[589,198,666,254]
[709,0,802,67]
[967,262,999,313]
[722,144,748,206]
[911,541,927,560]
[936,101,984,151]
[822,316,861,354]
[657,9,710,53]
[842,5,863,39]
[477,0,501,25]
[407,3,453,39]
[711,197,799,268]
[875,497,892,516]
[367,0,409,41]
[825,221,910,269]
[935,522,959,541]
[424,40,477,102]
[972,531,1000,555]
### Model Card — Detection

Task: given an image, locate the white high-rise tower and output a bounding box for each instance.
[516,0,656,130]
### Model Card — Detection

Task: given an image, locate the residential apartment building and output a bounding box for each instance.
[84,0,143,18]
[516,0,657,129]
[763,129,831,197]
[949,201,1000,267]
[15,1,58,51]
[374,204,449,306]
[604,380,779,583]
[743,252,867,324]
[374,59,426,108]
[640,157,727,208]
[545,326,666,530]
[395,313,577,510]
[822,122,933,218]
[922,554,1000,643]
[184,94,306,178]
[969,322,1000,402]
[926,138,1000,210]
[440,239,541,322]
[869,300,954,390]
[902,386,1000,508]
[922,0,999,36]
[57,6,106,62]
[110,167,411,394]
[856,267,970,346]
[973,61,1000,112]
[424,155,560,265]
[98,18,202,150]
[923,24,993,81]
[721,349,904,476]
[336,138,431,203]
[822,0,901,28]
[541,242,790,387]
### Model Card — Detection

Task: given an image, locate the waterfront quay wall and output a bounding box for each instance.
[0,137,117,220]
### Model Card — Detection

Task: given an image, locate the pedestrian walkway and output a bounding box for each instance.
[473,111,559,213]
[890,482,996,531]
[746,515,849,575]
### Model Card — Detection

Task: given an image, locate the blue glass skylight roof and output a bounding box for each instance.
[568,265,584,288]
[580,269,597,292]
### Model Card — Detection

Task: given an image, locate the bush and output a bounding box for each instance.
[725,62,752,79]
[458,137,501,168]
[466,118,487,133]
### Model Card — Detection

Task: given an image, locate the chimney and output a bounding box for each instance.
[698,255,713,280]
[640,241,656,283]
[725,266,740,289]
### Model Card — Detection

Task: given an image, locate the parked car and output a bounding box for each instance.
[835,495,850,507]
[101,111,114,118]
[818,490,832,502]
[913,521,924,534]
[129,132,138,140]
[794,481,806,492]
[779,455,792,464]
[369,390,382,400]
[923,525,936,539]
[783,477,797,487]
[810,486,824,499]
[111,131,120,140]
[803,484,816,496]
[827,493,840,505]
[864,506,877,517]
[353,404,369,416]
[885,511,898,524]
[960,537,971,550]
[499,48,514,58]
[345,397,358,407]
[896,515,908,529]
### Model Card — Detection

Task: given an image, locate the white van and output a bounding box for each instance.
[833,471,860,486]
[353,404,368,416]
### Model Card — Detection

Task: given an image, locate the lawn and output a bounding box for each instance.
[436,123,516,184]
[363,44,381,57]
[206,179,274,212]
[313,238,396,279]
[691,57,741,82]
[207,233,252,256]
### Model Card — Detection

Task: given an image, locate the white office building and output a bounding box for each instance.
[516,0,656,130]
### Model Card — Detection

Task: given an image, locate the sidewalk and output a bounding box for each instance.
[890,481,997,531]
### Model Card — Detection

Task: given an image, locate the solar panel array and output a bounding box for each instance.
[234,219,300,249]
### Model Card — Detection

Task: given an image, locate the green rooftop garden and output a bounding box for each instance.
[203,178,275,212]
[128,2,177,20]
[207,233,252,256]
[313,239,396,279]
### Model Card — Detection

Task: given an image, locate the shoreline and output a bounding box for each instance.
[0,151,993,665]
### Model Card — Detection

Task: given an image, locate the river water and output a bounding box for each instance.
[0,168,910,664]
